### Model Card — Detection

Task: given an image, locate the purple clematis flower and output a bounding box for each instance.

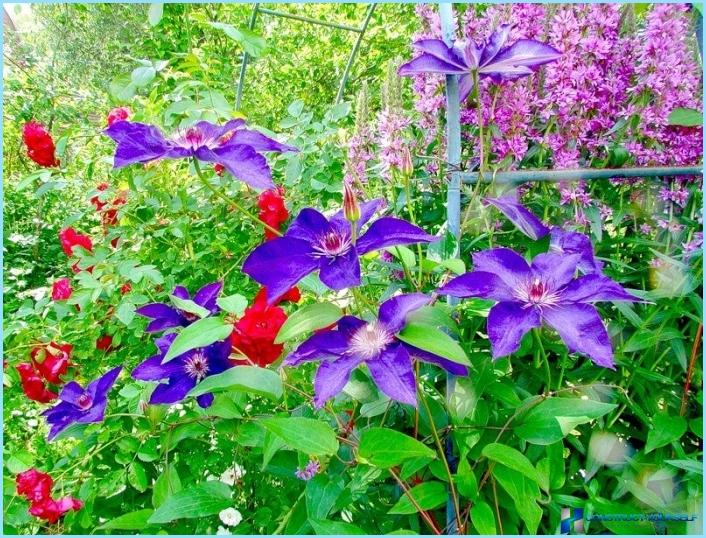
[136,281,222,333]
[243,199,437,303]
[398,24,561,102]
[485,195,550,241]
[132,333,232,408]
[104,119,297,190]
[549,228,604,275]
[438,248,639,368]
[284,293,468,408]
[43,366,122,440]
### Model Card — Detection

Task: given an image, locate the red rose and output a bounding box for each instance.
[120,282,132,295]
[96,335,113,352]
[58,228,93,257]
[51,278,72,301]
[22,121,59,168]
[230,290,288,367]
[16,469,53,503]
[16,363,58,403]
[106,107,130,126]
[214,163,226,176]
[31,343,72,385]
[257,187,288,240]
[29,496,82,524]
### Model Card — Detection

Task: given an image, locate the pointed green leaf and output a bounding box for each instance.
[260,417,338,456]
[188,366,282,400]
[358,428,435,468]
[275,303,343,344]
[148,481,232,524]
[163,317,232,361]
[397,323,469,366]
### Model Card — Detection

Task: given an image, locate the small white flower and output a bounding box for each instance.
[216,525,232,535]
[27,419,38,428]
[220,464,246,485]
[219,507,242,527]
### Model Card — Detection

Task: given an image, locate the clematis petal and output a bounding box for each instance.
[132,354,182,381]
[136,303,178,320]
[472,248,532,288]
[44,402,79,440]
[193,281,223,312]
[57,382,85,406]
[531,252,581,289]
[403,343,469,376]
[313,354,364,408]
[337,316,367,339]
[367,345,417,407]
[286,208,332,242]
[560,274,640,303]
[318,249,361,291]
[145,315,186,333]
[149,376,195,405]
[542,303,614,368]
[438,271,515,301]
[226,129,298,153]
[356,217,436,255]
[549,228,604,275]
[201,144,274,190]
[398,54,468,76]
[243,237,319,304]
[284,331,349,366]
[76,400,109,424]
[479,24,513,66]
[103,121,171,168]
[378,293,430,334]
[196,393,214,408]
[483,39,561,77]
[171,286,190,300]
[485,196,550,240]
[458,74,475,102]
[86,366,122,402]
[192,119,245,142]
[487,301,541,359]
[412,39,467,68]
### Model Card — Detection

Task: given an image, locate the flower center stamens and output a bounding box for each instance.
[311,232,352,259]
[184,352,209,381]
[348,322,394,361]
[77,394,93,410]
[515,277,560,308]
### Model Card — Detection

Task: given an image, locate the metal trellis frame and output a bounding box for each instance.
[439,4,703,535]
[235,3,376,110]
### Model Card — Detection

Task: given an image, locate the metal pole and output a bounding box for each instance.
[460,165,703,185]
[440,3,460,535]
[235,3,259,110]
[335,4,377,104]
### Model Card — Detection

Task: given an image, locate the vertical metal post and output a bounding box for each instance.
[335,3,377,104]
[235,3,259,110]
[440,3,460,535]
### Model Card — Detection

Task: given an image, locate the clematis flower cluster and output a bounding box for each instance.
[230,287,300,367]
[285,293,467,407]
[257,187,289,240]
[104,119,297,189]
[16,469,82,524]
[22,121,59,168]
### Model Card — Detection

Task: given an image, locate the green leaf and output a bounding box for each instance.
[148,481,232,524]
[358,428,435,468]
[188,366,283,400]
[388,481,447,514]
[98,509,154,530]
[667,107,703,127]
[216,294,248,316]
[455,458,477,500]
[438,258,465,274]
[470,501,496,534]
[260,417,338,456]
[397,323,470,366]
[306,475,344,520]
[147,3,163,27]
[665,459,703,475]
[163,317,232,361]
[109,73,136,102]
[386,245,416,268]
[128,462,148,492]
[115,301,136,326]
[481,443,541,487]
[152,464,181,508]
[645,414,687,453]
[309,519,365,535]
[274,303,343,344]
[131,66,156,87]
[492,465,542,534]
[515,397,617,445]
[170,295,209,319]
[208,22,266,57]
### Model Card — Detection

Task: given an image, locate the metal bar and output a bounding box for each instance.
[694,6,703,60]
[460,165,703,185]
[335,4,376,104]
[235,3,259,110]
[257,7,363,33]
[440,3,460,535]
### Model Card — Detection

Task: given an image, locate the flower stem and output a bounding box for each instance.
[192,158,282,237]
[418,383,463,534]
[533,329,552,394]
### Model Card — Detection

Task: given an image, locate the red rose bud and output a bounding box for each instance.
[214,163,226,176]
[32,343,72,385]
[16,469,53,503]
[51,278,72,301]
[400,146,414,177]
[106,107,130,126]
[343,181,360,224]
[22,121,59,168]
[58,228,93,257]
[120,282,132,295]
[257,187,288,240]
[16,363,58,403]
[96,335,113,352]
[29,496,83,524]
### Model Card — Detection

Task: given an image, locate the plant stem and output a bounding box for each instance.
[192,158,282,237]
[418,384,463,534]
[388,468,442,535]
[533,329,552,394]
